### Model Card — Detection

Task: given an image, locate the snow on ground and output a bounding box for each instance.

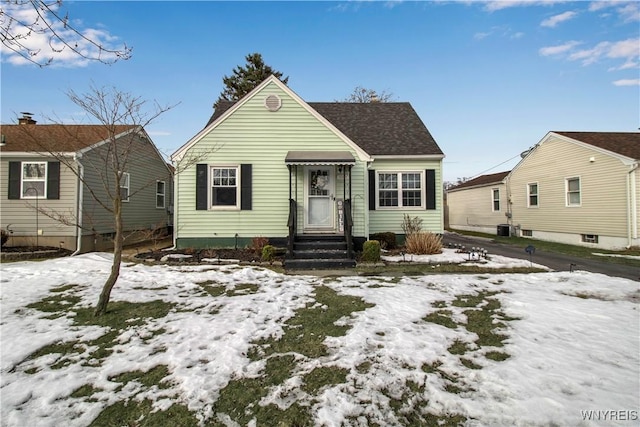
[381,248,550,269]
[1,253,638,426]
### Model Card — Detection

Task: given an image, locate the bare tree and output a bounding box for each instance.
[0,0,131,67]
[341,86,396,103]
[14,85,175,316]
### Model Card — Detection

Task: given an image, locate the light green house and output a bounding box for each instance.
[171,76,444,266]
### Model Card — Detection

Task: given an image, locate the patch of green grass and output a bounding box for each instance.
[301,366,349,395]
[423,309,458,329]
[70,384,103,399]
[485,351,510,361]
[421,360,443,374]
[227,283,259,296]
[422,412,468,426]
[89,399,197,427]
[212,354,313,426]
[460,358,483,370]
[73,300,174,329]
[447,340,470,355]
[26,293,81,313]
[109,365,173,390]
[50,284,81,293]
[252,286,374,359]
[356,361,372,374]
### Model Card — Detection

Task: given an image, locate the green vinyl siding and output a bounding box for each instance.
[368,159,443,235]
[175,81,367,243]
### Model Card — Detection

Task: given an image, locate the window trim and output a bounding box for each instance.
[491,188,500,212]
[565,176,581,207]
[156,180,166,209]
[119,171,130,202]
[210,165,240,210]
[375,170,425,210]
[527,182,539,208]
[21,161,47,199]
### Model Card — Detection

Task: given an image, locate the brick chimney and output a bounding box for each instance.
[18,112,36,125]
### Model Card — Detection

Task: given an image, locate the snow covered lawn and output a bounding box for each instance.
[1,253,638,426]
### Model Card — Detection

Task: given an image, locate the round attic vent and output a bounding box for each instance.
[264,94,282,112]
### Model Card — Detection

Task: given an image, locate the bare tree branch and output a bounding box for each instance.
[0,0,132,67]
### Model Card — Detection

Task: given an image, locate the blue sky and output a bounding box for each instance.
[1,1,638,182]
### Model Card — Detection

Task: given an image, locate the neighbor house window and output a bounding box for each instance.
[211,166,239,208]
[566,177,580,206]
[156,181,165,208]
[528,183,538,207]
[492,188,500,211]
[119,172,130,202]
[377,171,423,208]
[21,162,47,198]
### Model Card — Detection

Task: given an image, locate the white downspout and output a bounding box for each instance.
[71,157,84,256]
[627,162,638,248]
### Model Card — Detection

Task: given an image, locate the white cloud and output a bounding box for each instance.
[0,1,127,67]
[483,1,569,12]
[540,11,577,27]
[612,79,640,86]
[538,40,581,56]
[589,1,639,22]
[567,38,640,66]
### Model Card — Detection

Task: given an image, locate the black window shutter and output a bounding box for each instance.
[368,169,376,211]
[426,169,436,210]
[8,162,20,199]
[241,164,252,210]
[196,164,208,210]
[47,162,60,199]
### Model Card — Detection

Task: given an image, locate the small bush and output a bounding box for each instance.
[361,240,381,262]
[251,236,269,253]
[370,232,396,250]
[405,232,442,255]
[261,245,275,262]
[401,214,423,237]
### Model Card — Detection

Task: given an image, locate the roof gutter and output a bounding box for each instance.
[627,161,638,249]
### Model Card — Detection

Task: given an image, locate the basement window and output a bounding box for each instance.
[581,234,598,244]
[521,230,533,237]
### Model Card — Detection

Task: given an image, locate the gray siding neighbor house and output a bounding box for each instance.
[1,114,173,252]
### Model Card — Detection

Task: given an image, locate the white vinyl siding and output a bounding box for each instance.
[447,182,506,234]
[508,134,630,239]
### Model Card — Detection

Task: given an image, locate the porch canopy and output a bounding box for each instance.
[284,150,355,165]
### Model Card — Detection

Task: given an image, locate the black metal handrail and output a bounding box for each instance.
[344,199,353,258]
[287,198,297,255]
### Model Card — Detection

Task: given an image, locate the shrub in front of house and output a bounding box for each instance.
[370,232,396,250]
[405,232,442,255]
[261,245,275,262]
[361,240,381,262]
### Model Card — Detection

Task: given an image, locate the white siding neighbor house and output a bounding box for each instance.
[447,131,639,250]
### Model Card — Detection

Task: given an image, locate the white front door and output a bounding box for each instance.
[305,167,335,230]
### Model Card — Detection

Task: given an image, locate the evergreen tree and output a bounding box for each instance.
[216,53,288,105]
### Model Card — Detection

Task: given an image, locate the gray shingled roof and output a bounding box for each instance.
[554,131,640,160]
[206,100,443,157]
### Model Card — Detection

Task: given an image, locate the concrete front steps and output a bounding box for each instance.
[284,235,356,270]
